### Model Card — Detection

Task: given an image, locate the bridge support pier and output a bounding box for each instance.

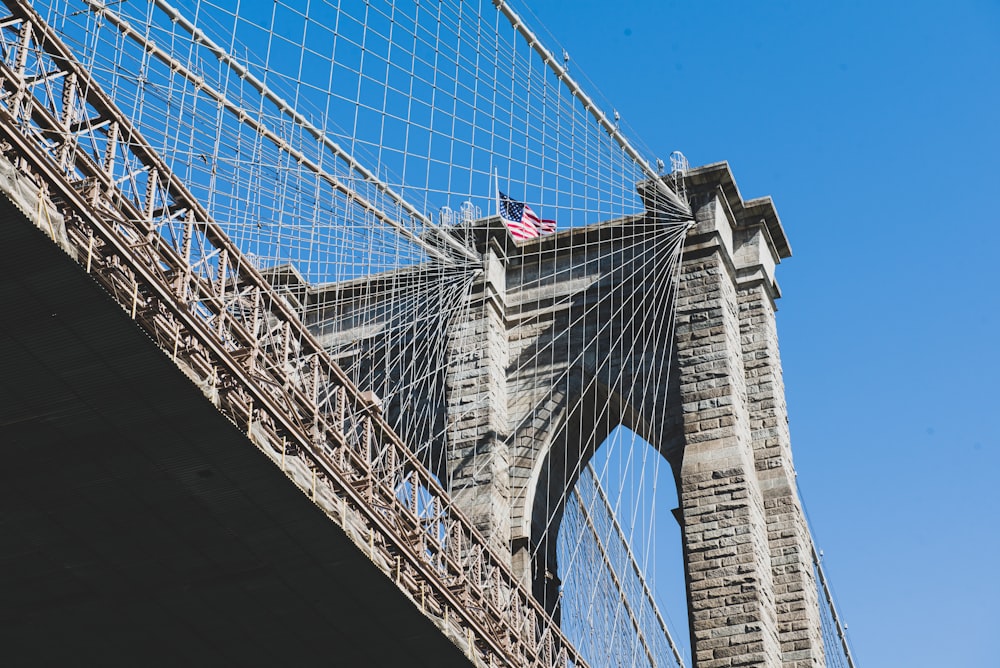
[674,164,824,667]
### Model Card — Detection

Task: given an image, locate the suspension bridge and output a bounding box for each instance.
[0,0,855,666]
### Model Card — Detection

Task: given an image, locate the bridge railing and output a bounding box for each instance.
[0,1,586,665]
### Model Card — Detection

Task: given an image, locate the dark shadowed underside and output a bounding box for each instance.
[0,199,472,667]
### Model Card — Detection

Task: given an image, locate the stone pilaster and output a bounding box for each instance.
[735,222,825,667]
[444,242,512,558]
[674,192,783,667]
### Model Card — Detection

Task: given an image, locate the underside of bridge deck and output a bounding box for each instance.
[0,202,471,666]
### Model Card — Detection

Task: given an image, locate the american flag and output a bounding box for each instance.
[499,191,555,240]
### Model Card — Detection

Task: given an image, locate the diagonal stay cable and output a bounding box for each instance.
[85,0,479,265]
[570,483,658,668]
[584,464,686,668]
[492,0,691,220]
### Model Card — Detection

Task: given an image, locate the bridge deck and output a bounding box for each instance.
[0,200,471,665]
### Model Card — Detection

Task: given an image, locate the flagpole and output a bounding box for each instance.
[493,167,500,218]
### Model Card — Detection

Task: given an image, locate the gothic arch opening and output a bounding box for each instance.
[518,380,688,666]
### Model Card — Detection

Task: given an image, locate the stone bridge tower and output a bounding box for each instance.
[669,164,824,667]
[291,162,825,667]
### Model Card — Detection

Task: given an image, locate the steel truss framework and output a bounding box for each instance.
[0,1,586,665]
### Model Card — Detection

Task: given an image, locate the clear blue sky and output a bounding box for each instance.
[520,1,1000,665]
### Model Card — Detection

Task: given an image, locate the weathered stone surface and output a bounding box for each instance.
[672,163,823,667]
[444,244,512,555]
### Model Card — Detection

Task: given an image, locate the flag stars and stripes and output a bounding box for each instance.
[499,191,556,241]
